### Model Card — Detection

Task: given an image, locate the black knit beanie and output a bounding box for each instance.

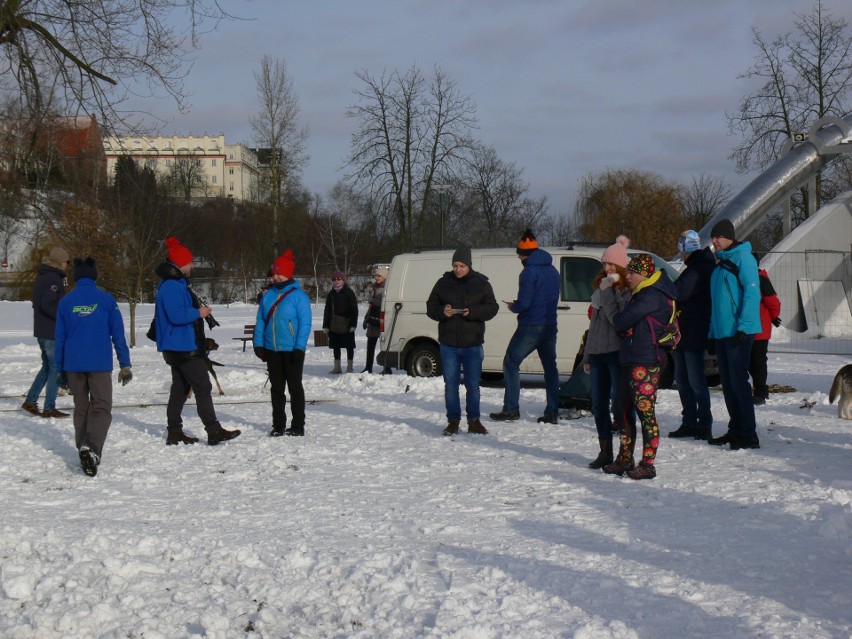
[73,257,98,282]
[452,246,472,267]
[710,219,736,241]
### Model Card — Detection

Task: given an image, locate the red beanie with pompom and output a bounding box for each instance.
[165,237,193,268]
[272,249,296,279]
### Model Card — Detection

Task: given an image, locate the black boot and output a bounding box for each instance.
[166,429,199,445]
[588,438,613,469]
[207,423,241,445]
[668,425,696,438]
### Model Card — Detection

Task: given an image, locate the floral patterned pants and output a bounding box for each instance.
[612,365,662,466]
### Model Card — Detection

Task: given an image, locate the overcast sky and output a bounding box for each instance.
[154,0,852,216]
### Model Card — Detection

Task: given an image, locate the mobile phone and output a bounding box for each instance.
[452,308,465,313]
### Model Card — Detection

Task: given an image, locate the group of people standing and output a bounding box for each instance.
[22,221,780,480]
[581,221,781,480]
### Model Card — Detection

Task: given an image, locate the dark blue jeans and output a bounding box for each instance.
[26,338,59,410]
[589,351,620,438]
[440,344,483,421]
[716,334,757,440]
[671,348,713,431]
[501,324,560,416]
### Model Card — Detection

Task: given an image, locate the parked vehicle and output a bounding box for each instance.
[376,246,683,379]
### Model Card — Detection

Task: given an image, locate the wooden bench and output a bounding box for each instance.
[233,324,255,351]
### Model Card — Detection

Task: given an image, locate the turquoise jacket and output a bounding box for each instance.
[254,280,312,352]
[709,241,762,339]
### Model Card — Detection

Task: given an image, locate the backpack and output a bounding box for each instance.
[647,298,681,350]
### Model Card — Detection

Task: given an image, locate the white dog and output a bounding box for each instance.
[828,364,852,420]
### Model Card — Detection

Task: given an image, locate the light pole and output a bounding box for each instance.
[433,184,450,248]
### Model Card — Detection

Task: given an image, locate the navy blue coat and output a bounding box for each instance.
[607,271,677,367]
[31,264,66,339]
[511,249,560,326]
[673,247,714,351]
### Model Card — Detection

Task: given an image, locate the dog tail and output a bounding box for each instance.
[208,358,224,368]
[829,369,842,404]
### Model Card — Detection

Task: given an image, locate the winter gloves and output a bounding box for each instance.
[57,372,69,390]
[118,367,133,386]
[254,346,267,362]
[733,331,748,346]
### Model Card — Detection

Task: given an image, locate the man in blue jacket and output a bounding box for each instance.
[253,249,312,437]
[707,220,762,450]
[56,257,132,476]
[155,238,240,446]
[490,229,561,424]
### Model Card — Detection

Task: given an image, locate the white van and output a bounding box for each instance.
[376,246,680,378]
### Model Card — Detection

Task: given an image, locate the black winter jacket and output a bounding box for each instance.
[323,286,359,330]
[31,264,66,339]
[673,247,714,351]
[426,270,499,348]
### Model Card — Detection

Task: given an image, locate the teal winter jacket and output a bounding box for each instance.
[709,241,762,339]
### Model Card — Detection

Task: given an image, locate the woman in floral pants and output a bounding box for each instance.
[599,254,677,480]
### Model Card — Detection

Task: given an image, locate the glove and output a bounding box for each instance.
[599,276,613,290]
[57,372,69,390]
[362,319,368,329]
[733,330,747,346]
[253,346,267,362]
[349,327,355,333]
[772,317,782,327]
[706,339,716,356]
[118,367,133,386]
[290,349,305,365]
[322,328,329,335]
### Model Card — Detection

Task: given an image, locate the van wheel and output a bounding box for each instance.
[406,344,441,377]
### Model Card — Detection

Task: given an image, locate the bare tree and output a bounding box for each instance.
[679,173,733,230]
[345,65,477,248]
[166,155,207,202]
[0,0,237,131]
[727,0,852,220]
[251,55,309,259]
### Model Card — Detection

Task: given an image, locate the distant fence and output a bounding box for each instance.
[763,250,852,356]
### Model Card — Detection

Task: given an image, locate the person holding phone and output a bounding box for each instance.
[426,246,499,436]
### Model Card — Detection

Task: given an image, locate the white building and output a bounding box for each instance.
[103,134,258,202]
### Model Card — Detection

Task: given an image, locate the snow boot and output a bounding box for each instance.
[207,424,241,445]
[21,402,41,416]
[602,459,635,476]
[588,438,613,469]
[443,420,460,436]
[284,427,305,436]
[668,425,695,438]
[467,418,488,435]
[626,462,656,480]
[269,427,285,437]
[329,359,342,374]
[166,429,199,445]
[79,446,99,477]
[346,360,353,373]
[489,410,520,421]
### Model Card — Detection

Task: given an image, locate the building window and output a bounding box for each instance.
[211,176,217,184]
[165,159,173,166]
[229,168,234,175]
[229,183,234,191]
[211,159,217,167]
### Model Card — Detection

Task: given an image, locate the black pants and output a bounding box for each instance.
[267,350,306,430]
[749,339,769,400]
[364,336,378,372]
[166,356,219,432]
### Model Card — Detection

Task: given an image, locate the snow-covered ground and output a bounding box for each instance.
[0,301,850,639]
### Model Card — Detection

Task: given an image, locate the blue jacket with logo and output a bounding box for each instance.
[55,279,131,373]
[511,249,561,326]
[254,279,312,352]
[709,241,762,339]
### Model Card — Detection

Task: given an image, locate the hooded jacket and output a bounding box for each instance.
[154,261,203,353]
[709,241,762,339]
[31,263,67,339]
[605,270,678,367]
[756,269,781,341]
[673,246,715,351]
[511,248,560,326]
[254,279,312,352]
[426,269,499,347]
[55,278,131,373]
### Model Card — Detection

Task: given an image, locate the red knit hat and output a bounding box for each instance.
[272,249,296,278]
[165,237,193,268]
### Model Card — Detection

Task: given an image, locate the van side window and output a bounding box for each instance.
[560,257,599,302]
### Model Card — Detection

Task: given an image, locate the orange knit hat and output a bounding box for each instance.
[516,228,539,255]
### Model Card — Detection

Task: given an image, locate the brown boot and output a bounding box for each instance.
[41,408,70,418]
[467,418,488,435]
[442,420,460,436]
[207,424,241,445]
[588,438,614,469]
[21,402,41,416]
[166,429,199,445]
